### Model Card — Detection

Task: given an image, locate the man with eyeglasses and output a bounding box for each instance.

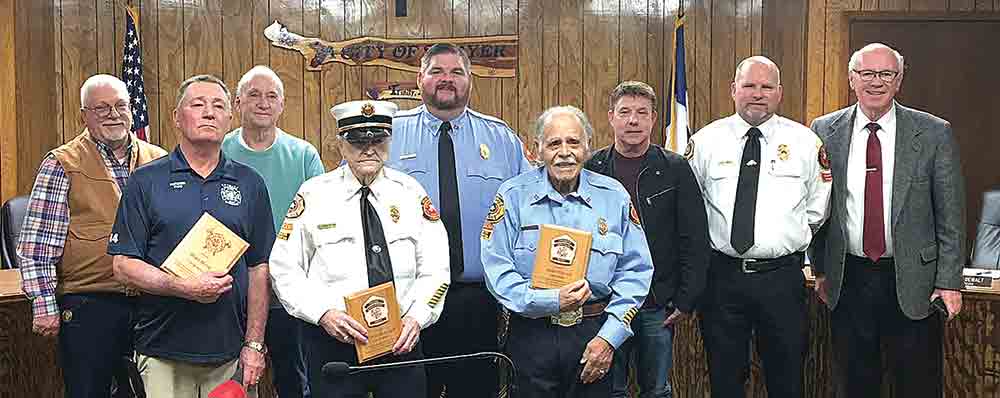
[810,42,965,398]
[222,65,325,398]
[16,74,167,397]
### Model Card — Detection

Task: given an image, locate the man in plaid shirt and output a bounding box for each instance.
[16,74,167,397]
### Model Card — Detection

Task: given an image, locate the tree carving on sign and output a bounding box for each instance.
[264,21,518,78]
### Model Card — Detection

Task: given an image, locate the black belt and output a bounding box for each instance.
[712,251,804,274]
[846,254,895,269]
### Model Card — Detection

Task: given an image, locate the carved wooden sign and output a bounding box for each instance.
[264,21,518,77]
[366,82,421,101]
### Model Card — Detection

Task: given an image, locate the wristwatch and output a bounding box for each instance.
[244,340,267,354]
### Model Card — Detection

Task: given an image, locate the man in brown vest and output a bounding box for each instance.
[17,74,167,398]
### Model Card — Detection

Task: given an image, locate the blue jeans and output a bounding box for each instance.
[611,307,674,398]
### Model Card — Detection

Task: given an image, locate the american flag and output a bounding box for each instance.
[121,6,149,141]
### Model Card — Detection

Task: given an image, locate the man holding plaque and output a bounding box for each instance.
[108,75,275,396]
[688,57,831,398]
[482,105,653,398]
[269,100,450,398]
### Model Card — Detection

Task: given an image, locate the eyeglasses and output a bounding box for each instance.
[852,69,899,83]
[82,102,130,118]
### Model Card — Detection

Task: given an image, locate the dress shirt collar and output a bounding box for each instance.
[729,113,780,145]
[853,102,897,136]
[340,164,389,202]
[169,146,238,181]
[420,105,470,136]
[530,167,596,208]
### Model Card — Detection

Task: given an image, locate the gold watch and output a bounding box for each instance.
[244,340,267,354]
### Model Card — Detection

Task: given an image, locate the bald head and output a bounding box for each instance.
[731,56,783,126]
[734,56,781,84]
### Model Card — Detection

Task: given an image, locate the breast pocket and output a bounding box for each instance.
[467,162,506,182]
[588,232,624,291]
[396,157,428,177]
[311,229,361,283]
[709,162,740,180]
[513,228,540,274]
[387,231,418,278]
[768,161,805,206]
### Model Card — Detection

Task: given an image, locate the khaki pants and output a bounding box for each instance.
[137,354,258,398]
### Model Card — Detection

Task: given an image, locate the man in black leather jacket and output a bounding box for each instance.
[584,81,710,398]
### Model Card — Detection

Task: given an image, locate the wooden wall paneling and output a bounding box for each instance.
[647,0,667,146]
[822,0,856,114]
[50,0,64,149]
[222,0,254,134]
[735,0,753,63]
[805,0,826,124]
[1,0,15,204]
[692,0,712,131]
[557,0,583,108]
[270,0,306,139]
[385,0,421,112]
[303,0,324,157]
[469,0,503,119]
[184,0,224,78]
[977,0,997,10]
[97,0,117,74]
[319,0,349,170]
[344,0,365,108]
[763,0,807,122]
[861,0,880,10]
[911,0,949,10]
[60,0,98,144]
[141,0,162,146]
[710,0,736,122]
[517,0,543,146]
[583,0,619,150]
[541,1,560,108]
[360,0,388,101]
[880,0,912,10]
[751,0,763,55]
[15,0,59,196]
[949,0,976,11]
[251,0,271,68]
[157,0,185,151]
[621,0,649,83]
[500,0,519,135]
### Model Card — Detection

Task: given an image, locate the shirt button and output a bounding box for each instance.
[203,197,208,201]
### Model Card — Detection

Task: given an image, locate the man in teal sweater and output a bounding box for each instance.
[222,65,325,398]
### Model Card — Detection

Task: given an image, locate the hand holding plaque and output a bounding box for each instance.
[344,282,402,363]
[531,224,592,289]
[161,213,249,279]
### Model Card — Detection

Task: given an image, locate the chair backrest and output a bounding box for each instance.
[1,195,29,269]
[972,188,1000,269]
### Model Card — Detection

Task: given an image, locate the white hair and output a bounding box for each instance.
[80,74,129,106]
[734,56,781,84]
[534,105,594,146]
[236,65,284,98]
[849,43,905,73]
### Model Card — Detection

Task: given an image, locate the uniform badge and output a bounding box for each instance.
[629,204,642,227]
[421,196,440,221]
[777,144,790,161]
[390,205,400,223]
[480,143,491,160]
[598,218,608,236]
[684,138,695,160]
[481,194,506,240]
[61,309,73,322]
[287,193,306,219]
[220,183,242,206]
[361,102,376,117]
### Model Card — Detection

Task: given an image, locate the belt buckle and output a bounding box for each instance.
[741,258,758,274]
[550,307,583,327]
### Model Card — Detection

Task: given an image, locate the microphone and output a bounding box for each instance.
[323,352,517,396]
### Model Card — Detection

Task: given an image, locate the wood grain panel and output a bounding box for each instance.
[51,0,64,150]
[822,0,856,114]
[0,0,15,205]
[140,0,162,146]
[763,0,807,122]
[359,0,387,102]
[60,0,98,143]
[500,0,520,135]
[710,0,736,122]
[156,0,184,151]
[222,0,253,132]
[0,299,64,397]
[270,0,306,139]
[185,0,223,78]
[14,0,59,196]
[343,0,365,110]
[303,0,324,156]
[735,0,753,63]
[97,0,117,74]
[645,0,666,146]
[541,1,560,108]
[558,0,583,107]
[977,0,996,10]
[469,0,503,119]
[949,0,976,11]
[911,0,949,10]
[251,0,271,68]
[318,0,347,170]
[805,0,826,124]
[881,0,912,10]
[621,0,649,83]
[517,0,543,146]
[583,0,620,150]
[385,0,420,112]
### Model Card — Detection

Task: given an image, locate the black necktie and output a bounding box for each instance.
[731,127,762,254]
[438,122,464,280]
[360,186,393,287]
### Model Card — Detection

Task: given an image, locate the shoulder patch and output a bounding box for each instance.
[286,193,306,219]
[818,144,831,171]
[481,194,506,240]
[684,138,695,160]
[421,196,440,222]
[629,203,642,227]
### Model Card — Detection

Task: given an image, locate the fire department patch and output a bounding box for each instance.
[421,196,440,221]
[629,204,642,227]
[818,145,831,171]
[287,193,306,219]
[684,138,695,160]
[486,194,506,223]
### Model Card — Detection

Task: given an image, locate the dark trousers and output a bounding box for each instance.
[699,255,807,398]
[57,292,136,398]
[303,322,425,398]
[266,306,310,398]
[831,255,943,398]
[423,282,500,398]
[506,313,612,398]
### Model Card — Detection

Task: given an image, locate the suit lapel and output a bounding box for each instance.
[825,107,854,207]
[891,104,922,228]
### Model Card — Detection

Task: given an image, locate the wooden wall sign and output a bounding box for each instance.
[366,82,421,101]
[264,21,518,77]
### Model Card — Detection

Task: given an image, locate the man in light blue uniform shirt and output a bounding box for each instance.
[482,106,653,398]
[387,43,531,397]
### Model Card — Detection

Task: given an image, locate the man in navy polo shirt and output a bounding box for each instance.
[108,74,274,396]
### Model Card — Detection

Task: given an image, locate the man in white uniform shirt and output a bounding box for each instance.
[269,100,450,398]
[687,56,831,398]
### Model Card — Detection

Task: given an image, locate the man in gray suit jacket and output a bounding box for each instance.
[810,43,966,398]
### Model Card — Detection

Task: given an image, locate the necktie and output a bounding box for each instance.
[437,122,464,280]
[731,127,762,255]
[863,122,886,262]
[360,186,394,287]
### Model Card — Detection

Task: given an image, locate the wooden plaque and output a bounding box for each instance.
[530,224,592,289]
[161,213,249,279]
[343,282,402,363]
